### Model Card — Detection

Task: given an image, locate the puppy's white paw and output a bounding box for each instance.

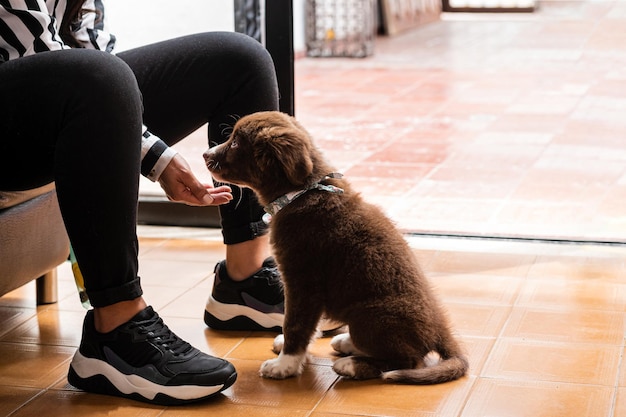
[272,334,285,354]
[330,333,362,355]
[260,353,304,379]
[333,357,357,378]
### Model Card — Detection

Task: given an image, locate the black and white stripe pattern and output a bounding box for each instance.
[141,127,177,182]
[0,0,114,60]
[0,0,66,60]
[1,0,176,181]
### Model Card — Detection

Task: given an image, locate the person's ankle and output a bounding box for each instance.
[93,297,148,333]
[225,236,271,281]
[223,261,264,281]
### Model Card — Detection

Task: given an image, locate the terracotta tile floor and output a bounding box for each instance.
[2,228,626,416]
[143,0,626,244]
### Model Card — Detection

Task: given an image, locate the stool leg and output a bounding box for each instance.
[36,269,58,305]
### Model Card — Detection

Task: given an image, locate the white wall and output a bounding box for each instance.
[105,0,235,52]
[293,0,307,54]
[105,0,307,54]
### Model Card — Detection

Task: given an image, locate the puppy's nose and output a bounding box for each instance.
[203,148,215,163]
[203,148,220,171]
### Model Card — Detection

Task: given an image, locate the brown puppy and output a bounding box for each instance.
[203,111,468,384]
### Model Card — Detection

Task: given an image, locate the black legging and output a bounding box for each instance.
[0,32,279,307]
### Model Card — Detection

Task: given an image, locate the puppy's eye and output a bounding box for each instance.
[230,140,238,149]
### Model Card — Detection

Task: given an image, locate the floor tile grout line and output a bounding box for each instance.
[454,374,480,417]
[479,335,626,351]
[608,344,625,417]
[136,227,626,249]
[404,232,626,247]
[473,305,515,381]
[6,388,49,417]
[305,373,342,417]
[471,375,622,390]
[473,251,534,380]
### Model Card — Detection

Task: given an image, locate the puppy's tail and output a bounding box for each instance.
[382,353,469,385]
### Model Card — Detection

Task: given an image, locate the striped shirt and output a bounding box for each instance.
[0,0,176,181]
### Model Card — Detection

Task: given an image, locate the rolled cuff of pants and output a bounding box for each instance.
[221,218,269,245]
[87,277,143,308]
[218,184,269,244]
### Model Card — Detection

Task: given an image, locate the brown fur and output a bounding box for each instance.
[204,111,468,384]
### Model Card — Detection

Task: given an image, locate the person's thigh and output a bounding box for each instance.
[0,52,71,190]
[0,49,142,190]
[117,31,279,146]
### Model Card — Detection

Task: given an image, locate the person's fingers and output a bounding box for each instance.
[184,184,232,206]
[205,184,232,194]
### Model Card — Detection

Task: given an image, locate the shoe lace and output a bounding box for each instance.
[131,315,194,357]
[257,265,282,287]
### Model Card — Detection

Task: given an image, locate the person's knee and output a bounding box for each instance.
[54,50,143,142]
[239,34,276,78]
[205,32,276,79]
[233,32,274,69]
[64,49,141,110]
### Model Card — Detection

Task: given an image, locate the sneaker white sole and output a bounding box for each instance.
[205,295,284,329]
[70,350,225,401]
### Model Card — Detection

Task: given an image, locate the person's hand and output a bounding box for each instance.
[158,154,232,206]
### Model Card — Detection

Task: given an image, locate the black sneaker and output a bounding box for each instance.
[204,259,345,333]
[204,258,284,332]
[68,306,237,405]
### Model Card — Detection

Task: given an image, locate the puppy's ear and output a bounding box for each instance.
[269,128,314,186]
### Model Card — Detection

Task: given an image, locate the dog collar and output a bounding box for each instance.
[263,173,344,223]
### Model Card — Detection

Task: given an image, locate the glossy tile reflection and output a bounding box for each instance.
[170,0,626,243]
[1,231,625,416]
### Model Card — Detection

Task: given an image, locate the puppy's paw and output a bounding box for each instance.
[260,353,304,379]
[333,357,357,378]
[330,333,362,355]
[272,334,285,354]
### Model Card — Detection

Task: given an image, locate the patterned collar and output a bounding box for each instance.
[262,173,344,223]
